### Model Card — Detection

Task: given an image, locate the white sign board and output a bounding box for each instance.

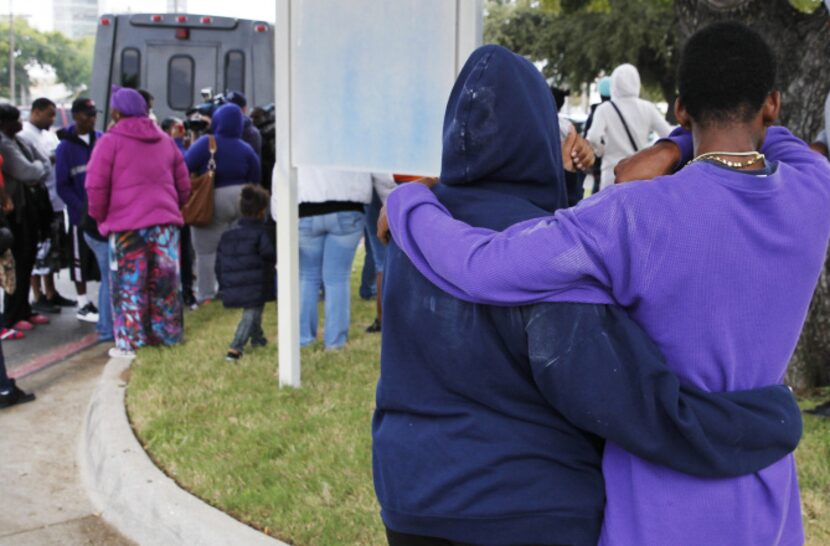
[276,0,483,387]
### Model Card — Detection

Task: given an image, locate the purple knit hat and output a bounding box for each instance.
[110,86,148,117]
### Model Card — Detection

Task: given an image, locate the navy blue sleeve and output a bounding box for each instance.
[184,136,209,174]
[258,229,275,264]
[54,142,84,215]
[522,303,802,478]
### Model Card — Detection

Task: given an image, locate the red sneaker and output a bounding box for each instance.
[29,314,50,326]
[0,328,24,340]
[12,320,34,331]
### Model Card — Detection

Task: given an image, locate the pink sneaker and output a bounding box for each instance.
[12,320,34,331]
[29,314,50,326]
[0,328,24,340]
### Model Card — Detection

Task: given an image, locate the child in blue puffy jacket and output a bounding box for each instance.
[215,185,276,361]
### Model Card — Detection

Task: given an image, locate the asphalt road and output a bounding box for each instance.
[5,270,101,377]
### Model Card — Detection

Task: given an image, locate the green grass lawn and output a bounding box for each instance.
[127,250,830,546]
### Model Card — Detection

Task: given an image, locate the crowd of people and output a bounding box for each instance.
[0,86,277,407]
[1,16,828,546]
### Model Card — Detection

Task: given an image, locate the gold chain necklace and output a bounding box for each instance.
[687,151,766,169]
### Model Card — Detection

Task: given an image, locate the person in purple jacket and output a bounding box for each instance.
[185,104,261,304]
[56,98,109,340]
[383,23,827,546]
[86,87,191,360]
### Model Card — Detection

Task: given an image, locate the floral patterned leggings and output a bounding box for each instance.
[109,225,183,351]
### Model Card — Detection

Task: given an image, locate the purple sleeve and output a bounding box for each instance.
[657,127,694,170]
[386,183,617,306]
[55,143,84,215]
[760,126,824,167]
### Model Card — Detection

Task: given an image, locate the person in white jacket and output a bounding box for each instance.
[294,167,395,349]
[587,63,672,190]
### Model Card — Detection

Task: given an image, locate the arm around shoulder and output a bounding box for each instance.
[762,126,827,170]
[386,182,615,305]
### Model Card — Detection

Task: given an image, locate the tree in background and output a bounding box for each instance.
[0,18,94,101]
[485,0,677,112]
[486,0,830,388]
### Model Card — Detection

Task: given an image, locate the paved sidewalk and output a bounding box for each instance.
[0,344,134,546]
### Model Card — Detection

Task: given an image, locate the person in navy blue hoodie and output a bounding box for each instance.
[55,98,111,340]
[215,184,275,361]
[185,103,261,303]
[373,45,802,546]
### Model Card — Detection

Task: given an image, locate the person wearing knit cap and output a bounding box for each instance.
[597,76,611,100]
[110,86,149,119]
[85,86,191,359]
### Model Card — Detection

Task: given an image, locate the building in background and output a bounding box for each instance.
[54,0,99,39]
[167,0,187,12]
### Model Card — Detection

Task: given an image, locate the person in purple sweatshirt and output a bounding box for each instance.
[383,23,827,546]
[56,98,109,340]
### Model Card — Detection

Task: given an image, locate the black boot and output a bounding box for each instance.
[0,380,36,410]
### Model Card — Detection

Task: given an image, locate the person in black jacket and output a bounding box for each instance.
[0,215,35,408]
[225,91,262,159]
[215,185,275,361]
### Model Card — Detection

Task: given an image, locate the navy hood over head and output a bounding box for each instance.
[374,45,603,546]
[437,44,567,226]
[211,103,245,138]
[184,103,261,189]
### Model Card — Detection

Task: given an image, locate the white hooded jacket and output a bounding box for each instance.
[587,64,672,189]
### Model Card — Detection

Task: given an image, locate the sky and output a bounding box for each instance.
[15,0,275,33]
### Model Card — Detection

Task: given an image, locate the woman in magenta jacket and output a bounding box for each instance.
[85,87,191,359]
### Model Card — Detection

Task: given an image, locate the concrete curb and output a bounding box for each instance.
[79,357,289,546]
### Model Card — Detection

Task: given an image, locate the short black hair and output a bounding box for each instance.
[678,21,776,126]
[31,97,56,112]
[138,89,154,107]
[161,117,181,133]
[239,184,269,218]
[0,104,20,122]
[550,86,570,111]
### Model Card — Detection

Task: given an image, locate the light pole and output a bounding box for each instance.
[8,0,13,105]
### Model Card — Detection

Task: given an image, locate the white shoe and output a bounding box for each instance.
[108,347,136,360]
[77,302,99,323]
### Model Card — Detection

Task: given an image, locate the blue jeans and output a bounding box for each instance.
[84,233,114,341]
[230,306,266,352]
[359,237,376,300]
[364,189,387,274]
[299,210,365,348]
